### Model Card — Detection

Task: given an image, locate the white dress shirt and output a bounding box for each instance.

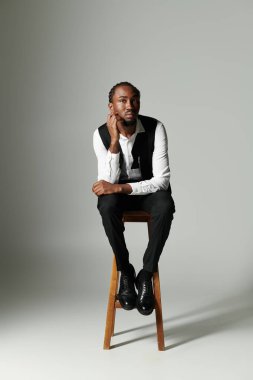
[93,117,171,195]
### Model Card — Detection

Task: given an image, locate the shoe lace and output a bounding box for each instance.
[139,279,153,301]
[120,274,135,292]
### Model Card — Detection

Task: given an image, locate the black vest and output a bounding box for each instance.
[98,114,171,193]
[98,115,157,182]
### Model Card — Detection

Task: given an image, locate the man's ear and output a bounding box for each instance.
[108,103,113,113]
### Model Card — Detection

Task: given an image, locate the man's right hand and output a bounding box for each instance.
[107,113,120,143]
[107,112,121,153]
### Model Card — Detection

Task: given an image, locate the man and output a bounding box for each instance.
[92,81,175,316]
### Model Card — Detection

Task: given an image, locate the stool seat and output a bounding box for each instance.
[122,210,151,222]
[103,210,165,351]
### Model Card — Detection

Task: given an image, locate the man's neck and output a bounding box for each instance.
[117,121,137,139]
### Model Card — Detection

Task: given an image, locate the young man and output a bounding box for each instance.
[92,82,175,315]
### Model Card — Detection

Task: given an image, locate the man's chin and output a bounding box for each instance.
[123,117,137,126]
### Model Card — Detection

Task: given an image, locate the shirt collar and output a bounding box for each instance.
[136,117,145,133]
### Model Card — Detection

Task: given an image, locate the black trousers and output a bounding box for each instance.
[97,190,176,273]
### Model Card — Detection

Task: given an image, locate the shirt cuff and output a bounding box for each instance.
[126,182,140,195]
[106,151,120,161]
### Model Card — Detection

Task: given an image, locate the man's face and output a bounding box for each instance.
[109,85,140,126]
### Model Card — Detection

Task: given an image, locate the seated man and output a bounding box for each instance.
[92,81,176,316]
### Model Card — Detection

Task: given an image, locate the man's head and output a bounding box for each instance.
[108,82,140,126]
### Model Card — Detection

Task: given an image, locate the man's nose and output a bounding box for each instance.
[126,99,134,109]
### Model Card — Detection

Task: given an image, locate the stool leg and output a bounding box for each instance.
[103,255,118,349]
[111,269,119,336]
[153,269,165,351]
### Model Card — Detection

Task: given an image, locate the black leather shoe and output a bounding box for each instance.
[117,264,137,310]
[136,269,155,315]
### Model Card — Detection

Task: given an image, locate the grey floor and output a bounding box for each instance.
[1,248,253,380]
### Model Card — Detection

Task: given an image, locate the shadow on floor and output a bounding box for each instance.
[110,292,253,350]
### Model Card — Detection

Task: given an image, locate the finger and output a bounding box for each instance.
[92,183,99,191]
[93,184,99,192]
[94,183,103,192]
[107,114,116,128]
[108,116,116,125]
[115,113,123,122]
[95,188,103,196]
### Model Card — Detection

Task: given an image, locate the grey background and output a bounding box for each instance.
[1,1,253,379]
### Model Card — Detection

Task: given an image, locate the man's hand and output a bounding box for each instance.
[107,112,125,153]
[92,180,132,196]
[92,180,119,196]
[107,113,120,142]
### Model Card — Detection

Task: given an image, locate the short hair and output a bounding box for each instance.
[108,81,140,103]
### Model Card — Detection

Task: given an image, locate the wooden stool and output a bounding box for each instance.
[103,210,165,351]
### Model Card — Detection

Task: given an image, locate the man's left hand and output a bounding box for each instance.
[92,180,119,196]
